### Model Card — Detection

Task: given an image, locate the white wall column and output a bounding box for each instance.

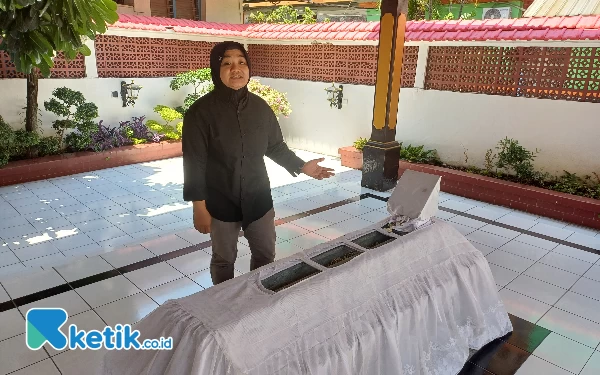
[84,38,98,79]
[413,45,429,89]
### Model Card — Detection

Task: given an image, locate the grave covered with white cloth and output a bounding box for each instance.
[99,171,513,375]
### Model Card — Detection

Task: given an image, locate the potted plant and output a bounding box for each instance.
[339,137,367,170]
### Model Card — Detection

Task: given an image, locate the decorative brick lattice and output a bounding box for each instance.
[425,46,600,103]
[248,44,418,87]
[94,35,216,78]
[0,51,86,79]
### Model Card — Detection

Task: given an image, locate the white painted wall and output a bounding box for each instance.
[257,78,375,157]
[0,77,194,133]
[205,0,242,24]
[258,77,600,177]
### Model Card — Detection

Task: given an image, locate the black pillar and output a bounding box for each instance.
[361,0,408,192]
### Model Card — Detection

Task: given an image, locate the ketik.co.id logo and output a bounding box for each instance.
[26,308,172,351]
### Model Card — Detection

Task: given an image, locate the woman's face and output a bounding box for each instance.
[220,48,249,90]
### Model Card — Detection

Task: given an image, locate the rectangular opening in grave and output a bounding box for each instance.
[261,262,321,292]
[351,231,396,249]
[310,244,363,268]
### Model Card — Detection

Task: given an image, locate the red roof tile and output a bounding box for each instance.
[110,14,600,43]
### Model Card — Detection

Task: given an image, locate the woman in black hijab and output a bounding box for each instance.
[182,41,334,285]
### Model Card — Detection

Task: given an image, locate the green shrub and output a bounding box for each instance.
[400,144,441,165]
[10,129,40,158]
[146,105,183,141]
[37,136,62,157]
[495,137,546,183]
[169,68,213,114]
[44,87,99,151]
[353,137,368,151]
[0,116,15,167]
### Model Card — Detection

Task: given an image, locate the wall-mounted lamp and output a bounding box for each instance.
[121,80,142,107]
[324,83,344,109]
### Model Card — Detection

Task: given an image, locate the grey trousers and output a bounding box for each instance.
[209,208,276,285]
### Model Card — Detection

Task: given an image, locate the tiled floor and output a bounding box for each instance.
[0,150,599,375]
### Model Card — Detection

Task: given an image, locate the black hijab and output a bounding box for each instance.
[209,41,251,106]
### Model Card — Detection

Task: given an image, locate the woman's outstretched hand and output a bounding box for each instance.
[301,158,335,180]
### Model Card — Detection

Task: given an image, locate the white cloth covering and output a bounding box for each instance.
[99,219,512,375]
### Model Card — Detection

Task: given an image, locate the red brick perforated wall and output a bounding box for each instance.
[425,46,600,103]
[94,35,216,78]
[248,44,419,87]
[0,51,86,79]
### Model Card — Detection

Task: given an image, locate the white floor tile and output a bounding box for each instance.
[555,292,600,324]
[0,284,9,304]
[488,263,520,287]
[10,359,60,375]
[529,223,575,240]
[2,268,65,299]
[563,224,600,238]
[449,215,488,230]
[450,222,477,236]
[513,234,560,251]
[310,208,351,224]
[167,250,212,275]
[434,210,457,221]
[335,202,374,216]
[533,333,594,374]
[486,250,536,273]
[538,307,600,349]
[0,334,48,374]
[23,253,70,269]
[275,241,303,260]
[18,290,90,317]
[94,293,158,326]
[499,288,552,324]
[583,264,600,283]
[539,252,593,275]
[174,228,210,245]
[54,256,113,282]
[0,216,35,231]
[571,277,600,302]
[125,262,183,290]
[467,206,510,221]
[553,244,600,264]
[188,269,213,289]
[140,234,191,256]
[292,215,339,231]
[0,250,20,267]
[496,213,538,230]
[53,344,106,375]
[52,233,97,252]
[76,275,141,308]
[0,308,25,341]
[235,254,251,273]
[567,233,600,250]
[478,224,521,239]
[516,355,571,375]
[440,199,477,212]
[580,351,600,375]
[524,262,580,290]
[469,242,494,256]
[276,223,310,243]
[100,244,155,269]
[536,217,568,229]
[146,277,203,305]
[287,233,329,251]
[466,230,511,249]
[499,240,550,262]
[506,275,567,305]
